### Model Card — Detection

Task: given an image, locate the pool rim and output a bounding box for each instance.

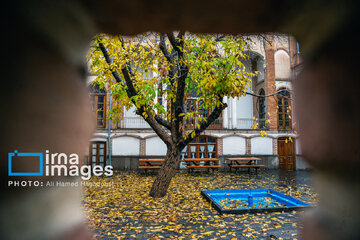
[201,188,313,214]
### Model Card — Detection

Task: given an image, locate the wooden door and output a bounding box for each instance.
[278,138,296,170]
[89,142,107,168]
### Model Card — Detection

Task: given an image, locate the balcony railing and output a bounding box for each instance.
[210,117,222,128]
[119,117,151,129]
[118,117,267,130]
[236,118,268,129]
[184,117,222,129]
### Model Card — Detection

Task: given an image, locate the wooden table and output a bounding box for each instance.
[138,159,164,173]
[184,158,221,172]
[226,157,265,173]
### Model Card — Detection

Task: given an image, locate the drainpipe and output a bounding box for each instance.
[108,90,112,166]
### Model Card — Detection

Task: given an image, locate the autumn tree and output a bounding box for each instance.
[89,32,254,197]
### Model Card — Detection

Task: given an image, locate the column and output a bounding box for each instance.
[163,83,167,112]
[265,36,277,130]
[222,96,228,128]
[154,84,158,114]
[232,97,237,129]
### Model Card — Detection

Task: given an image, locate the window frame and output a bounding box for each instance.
[89,141,107,168]
[184,98,222,129]
[181,136,218,159]
[89,84,106,129]
[258,89,266,128]
[277,89,292,130]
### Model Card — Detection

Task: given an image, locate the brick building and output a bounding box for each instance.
[86,34,309,171]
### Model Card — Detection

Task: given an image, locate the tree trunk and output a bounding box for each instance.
[149,146,181,198]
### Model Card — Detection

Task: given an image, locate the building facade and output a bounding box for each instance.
[86,34,309,171]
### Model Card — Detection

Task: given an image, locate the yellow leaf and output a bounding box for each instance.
[273,223,281,228]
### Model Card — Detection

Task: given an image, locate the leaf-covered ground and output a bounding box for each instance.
[83,170,317,239]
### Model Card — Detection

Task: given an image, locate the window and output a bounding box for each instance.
[89,84,106,128]
[258,89,266,128]
[184,99,222,129]
[89,142,106,168]
[277,89,292,129]
[181,136,217,160]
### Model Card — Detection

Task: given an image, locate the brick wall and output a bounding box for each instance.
[140,138,146,155]
[265,37,278,130]
[217,138,223,156]
[246,138,251,154]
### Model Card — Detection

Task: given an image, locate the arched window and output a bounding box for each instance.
[89,84,106,128]
[258,89,266,128]
[277,89,291,129]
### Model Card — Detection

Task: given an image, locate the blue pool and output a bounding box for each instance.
[201,189,311,214]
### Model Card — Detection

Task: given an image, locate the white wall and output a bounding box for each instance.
[236,96,253,119]
[274,50,291,79]
[251,137,273,155]
[275,81,292,91]
[86,75,97,85]
[112,137,140,156]
[124,106,137,117]
[146,137,167,155]
[223,136,246,155]
[235,58,253,120]
[90,137,107,142]
[256,58,265,83]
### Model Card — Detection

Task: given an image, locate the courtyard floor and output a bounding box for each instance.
[83,170,317,240]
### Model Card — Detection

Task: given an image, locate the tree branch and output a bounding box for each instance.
[178,101,227,149]
[167,32,182,57]
[98,42,123,83]
[166,31,188,142]
[121,66,173,146]
[98,41,172,146]
[159,34,172,64]
[155,115,171,130]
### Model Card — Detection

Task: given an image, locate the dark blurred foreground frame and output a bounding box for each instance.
[1,0,359,239]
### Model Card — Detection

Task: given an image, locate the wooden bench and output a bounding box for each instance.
[138,159,164,173]
[184,158,221,172]
[226,157,265,173]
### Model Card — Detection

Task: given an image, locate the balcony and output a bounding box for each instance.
[118,117,151,129]
[227,118,268,129]
[118,117,268,130]
[184,117,223,129]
